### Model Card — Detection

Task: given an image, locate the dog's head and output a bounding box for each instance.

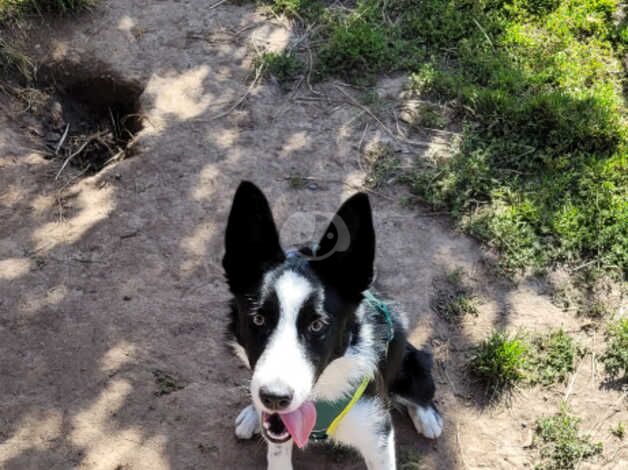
[223,181,375,442]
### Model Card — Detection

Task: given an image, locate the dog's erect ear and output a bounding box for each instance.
[311,193,375,298]
[223,181,285,293]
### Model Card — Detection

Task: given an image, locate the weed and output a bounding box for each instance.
[431,268,478,323]
[470,331,528,394]
[600,317,628,381]
[255,51,304,87]
[0,38,33,81]
[527,330,582,385]
[363,143,401,189]
[0,0,93,19]
[286,174,309,189]
[398,446,423,469]
[610,421,624,439]
[534,405,602,469]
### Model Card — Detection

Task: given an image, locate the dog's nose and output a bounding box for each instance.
[259,386,294,411]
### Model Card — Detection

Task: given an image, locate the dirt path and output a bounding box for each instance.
[1,1,625,469]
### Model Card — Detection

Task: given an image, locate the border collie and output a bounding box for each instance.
[224,181,443,469]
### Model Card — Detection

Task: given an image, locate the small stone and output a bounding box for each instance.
[123,295,132,301]
[307,182,319,191]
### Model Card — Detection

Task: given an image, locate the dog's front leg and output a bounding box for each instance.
[331,398,396,470]
[267,440,293,470]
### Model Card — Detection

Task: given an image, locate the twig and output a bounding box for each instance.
[208,0,228,9]
[210,65,264,121]
[456,423,471,470]
[54,124,70,155]
[334,84,432,148]
[55,131,105,180]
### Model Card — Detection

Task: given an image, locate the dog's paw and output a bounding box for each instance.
[408,404,443,439]
[235,404,260,440]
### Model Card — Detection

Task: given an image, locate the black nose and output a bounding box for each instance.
[259,386,294,411]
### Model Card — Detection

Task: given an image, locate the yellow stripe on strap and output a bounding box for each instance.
[326,376,370,436]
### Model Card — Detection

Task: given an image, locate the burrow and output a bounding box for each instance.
[27,60,145,176]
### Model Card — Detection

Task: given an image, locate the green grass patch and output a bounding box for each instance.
[470,331,528,394]
[255,51,304,88]
[264,0,627,277]
[526,330,582,385]
[610,421,625,439]
[471,329,584,394]
[600,317,628,381]
[534,405,603,469]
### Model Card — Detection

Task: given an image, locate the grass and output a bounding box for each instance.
[431,268,479,323]
[255,51,304,88]
[470,329,583,394]
[534,405,602,469]
[526,330,582,385]
[0,0,93,19]
[600,317,628,381]
[470,331,528,394]
[363,143,402,189]
[263,0,627,277]
[610,421,624,439]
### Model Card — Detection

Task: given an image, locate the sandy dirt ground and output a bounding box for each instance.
[0,1,625,469]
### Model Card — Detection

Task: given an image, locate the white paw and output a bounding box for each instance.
[408,405,443,439]
[235,404,260,439]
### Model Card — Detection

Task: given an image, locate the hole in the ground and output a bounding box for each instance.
[34,62,145,177]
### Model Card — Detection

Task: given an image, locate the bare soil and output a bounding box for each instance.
[0,1,625,469]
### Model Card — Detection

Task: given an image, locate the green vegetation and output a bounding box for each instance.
[431,268,479,323]
[534,405,602,469]
[471,329,584,394]
[527,330,582,385]
[0,0,93,19]
[470,331,528,393]
[262,0,627,276]
[363,143,402,189]
[610,421,624,439]
[600,317,628,380]
[256,51,304,87]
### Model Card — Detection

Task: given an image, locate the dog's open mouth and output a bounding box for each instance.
[260,401,317,448]
[262,413,291,443]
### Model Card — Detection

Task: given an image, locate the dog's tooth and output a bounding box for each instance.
[263,421,271,430]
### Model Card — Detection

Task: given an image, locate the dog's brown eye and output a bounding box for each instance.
[252,314,265,326]
[309,319,326,333]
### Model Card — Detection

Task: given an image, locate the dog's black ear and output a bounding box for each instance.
[223,181,285,293]
[311,193,375,298]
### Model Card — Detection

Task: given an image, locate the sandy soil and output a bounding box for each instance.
[0,1,625,469]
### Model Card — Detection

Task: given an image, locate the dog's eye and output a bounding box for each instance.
[252,314,265,326]
[308,319,327,334]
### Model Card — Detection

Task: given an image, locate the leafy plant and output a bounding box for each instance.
[470,331,528,394]
[600,317,628,381]
[534,405,602,469]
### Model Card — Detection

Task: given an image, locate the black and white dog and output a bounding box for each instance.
[224,181,443,469]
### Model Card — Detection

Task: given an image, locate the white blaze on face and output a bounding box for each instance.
[251,271,316,413]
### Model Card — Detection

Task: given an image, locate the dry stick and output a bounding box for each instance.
[208,0,228,9]
[210,66,264,121]
[54,123,70,155]
[333,84,432,148]
[456,423,472,470]
[54,131,104,180]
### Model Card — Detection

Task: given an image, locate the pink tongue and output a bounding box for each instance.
[279,401,316,448]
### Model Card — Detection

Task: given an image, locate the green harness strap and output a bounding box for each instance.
[310,291,394,441]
